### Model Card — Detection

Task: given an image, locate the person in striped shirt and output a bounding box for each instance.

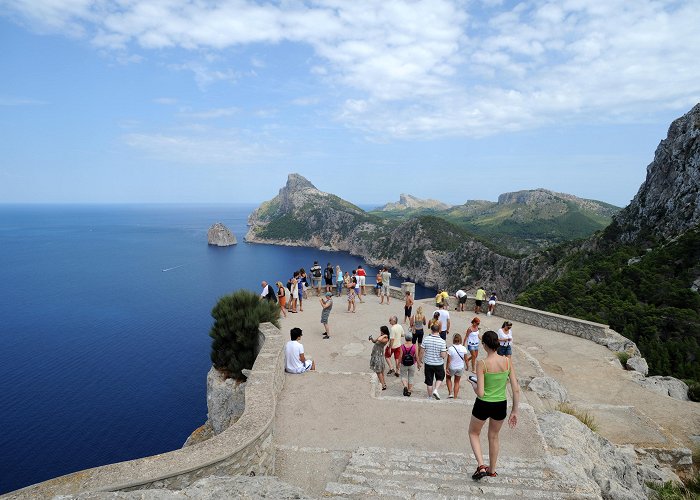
[417,323,447,400]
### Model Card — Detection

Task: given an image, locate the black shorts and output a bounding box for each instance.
[424,363,445,386]
[471,398,507,421]
[459,295,467,304]
[404,306,412,317]
[412,329,424,345]
[324,277,333,285]
[440,331,447,341]
[475,300,483,306]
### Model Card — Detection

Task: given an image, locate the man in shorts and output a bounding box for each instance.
[380,267,392,304]
[310,261,322,296]
[323,263,334,293]
[356,265,367,296]
[385,315,404,377]
[432,302,451,340]
[418,323,447,399]
[455,289,467,311]
[285,328,315,373]
[474,286,487,314]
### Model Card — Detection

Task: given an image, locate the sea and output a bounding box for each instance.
[0,204,434,494]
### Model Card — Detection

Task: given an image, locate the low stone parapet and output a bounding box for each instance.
[474,298,640,356]
[4,322,285,499]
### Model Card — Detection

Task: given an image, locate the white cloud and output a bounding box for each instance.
[123,128,279,165]
[180,107,239,119]
[3,0,699,138]
[0,96,46,106]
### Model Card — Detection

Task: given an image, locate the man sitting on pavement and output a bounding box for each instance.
[285,327,316,373]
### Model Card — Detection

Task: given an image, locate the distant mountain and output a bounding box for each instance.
[517,103,700,384]
[246,174,554,299]
[376,194,451,212]
[372,188,619,255]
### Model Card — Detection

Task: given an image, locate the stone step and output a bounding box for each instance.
[338,470,589,497]
[324,447,600,499]
[325,477,599,499]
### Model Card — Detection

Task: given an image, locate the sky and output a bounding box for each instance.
[1,0,699,208]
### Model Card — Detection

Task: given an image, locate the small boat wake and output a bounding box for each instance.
[162,265,184,272]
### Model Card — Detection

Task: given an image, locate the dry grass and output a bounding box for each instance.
[556,402,599,433]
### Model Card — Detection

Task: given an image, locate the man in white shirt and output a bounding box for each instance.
[455,289,467,311]
[385,315,404,377]
[285,328,315,373]
[432,302,451,340]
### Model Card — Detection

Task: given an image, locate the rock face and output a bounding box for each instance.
[638,376,689,401]
[527,376,569,402]
[378,193,451,211]
[626,356,649,376]
[497,188,619,218]
[539,412,679,500]
[205,367,245,434]
[207,222,237,246]
[612,103,700,244]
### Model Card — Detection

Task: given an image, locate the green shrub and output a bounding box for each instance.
[556,403,599,432]
[686,381,700,403]
[647,471,700,500]
[617,352,630,367]
[209,289,280,381]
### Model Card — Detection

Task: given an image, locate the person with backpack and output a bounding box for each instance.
[310,261,322,296]
[399,331,417,396]
[324,263,334,293]
[446,333,469,399]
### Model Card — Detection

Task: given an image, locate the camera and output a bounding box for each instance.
[368,335,373,341]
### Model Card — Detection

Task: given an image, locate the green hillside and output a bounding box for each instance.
[516,227,700,385]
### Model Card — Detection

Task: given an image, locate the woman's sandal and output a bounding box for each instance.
[382,385,387,390]
[471,464,489,480]
[486,470,498,477]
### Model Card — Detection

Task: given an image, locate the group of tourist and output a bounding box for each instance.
[262,261,397,336]
[280,279,517,481]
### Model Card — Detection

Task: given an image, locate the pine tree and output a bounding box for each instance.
[209,289,280,380]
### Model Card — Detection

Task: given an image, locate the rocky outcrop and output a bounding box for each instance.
[527,376,569,402]
[378,193,451,211]
[540,412,680,500]
[612,103,700,244]
[626,356,649,376]
[498,188,619,218]
[637,376,689,401]
[207,222,236,246]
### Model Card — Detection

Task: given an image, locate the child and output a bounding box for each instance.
[488,292,498,316]
[346,278,357,313]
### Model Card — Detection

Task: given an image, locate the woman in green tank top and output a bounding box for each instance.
[467,330,520,480]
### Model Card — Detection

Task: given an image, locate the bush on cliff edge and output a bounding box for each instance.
[209,289,280,381]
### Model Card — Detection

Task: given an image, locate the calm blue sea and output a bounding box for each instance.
[0,204,433,494]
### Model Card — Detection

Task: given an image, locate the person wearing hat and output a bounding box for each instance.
[320,292,333,339]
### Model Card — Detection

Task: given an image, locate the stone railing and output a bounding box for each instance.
[475,299,640,356]
[4,322,285,499]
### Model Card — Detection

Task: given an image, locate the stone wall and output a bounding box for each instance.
[478,298,641,356]
[4,322,285,499]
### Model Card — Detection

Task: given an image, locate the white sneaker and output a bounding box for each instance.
[447,394,454,399]
[433,391,441,400]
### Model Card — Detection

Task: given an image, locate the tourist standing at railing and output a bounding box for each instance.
[488,292,498,316]
[474,286,487,314]
[335,266,343,297]
[380,267,392,304]
[310,261,322,296]
[324,263,334,293]
[455,289,468,311]
[290,272,299,313]
[375,269,383,296]
[276,281,288,318]
[468,330,519,480]
[497,321,513,358]
[356,265,367,297]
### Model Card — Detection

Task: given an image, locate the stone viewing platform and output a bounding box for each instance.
[4,286,698,499]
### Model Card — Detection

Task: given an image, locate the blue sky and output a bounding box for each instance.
[1,0,698,207]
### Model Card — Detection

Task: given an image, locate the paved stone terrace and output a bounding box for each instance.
[273,290,699,497]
